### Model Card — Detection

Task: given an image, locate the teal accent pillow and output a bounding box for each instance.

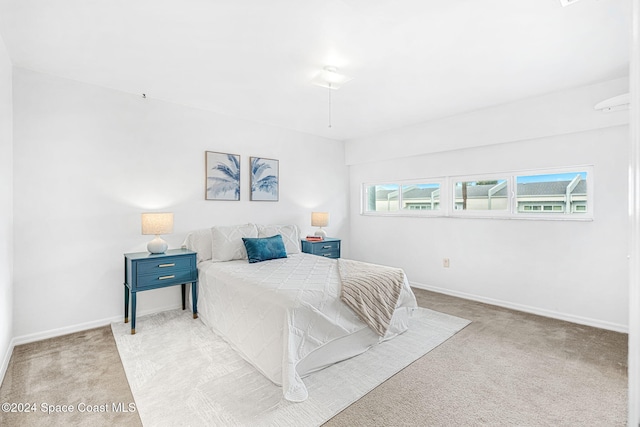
[242,234,287,263]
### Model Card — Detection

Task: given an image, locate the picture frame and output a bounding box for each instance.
[205,151,241,201]
[250,157,279,201]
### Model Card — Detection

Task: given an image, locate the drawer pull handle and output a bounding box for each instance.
[322,246,331,249]
[159,275,175,280]
[323,253,332,257]
[159,263,175,268]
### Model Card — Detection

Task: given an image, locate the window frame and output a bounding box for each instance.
[361,178,446,217]
[360,165,594,221]
[512,166,593,221]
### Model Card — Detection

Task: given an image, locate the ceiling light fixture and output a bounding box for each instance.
[311,66,353,128]
[311,66,353,90]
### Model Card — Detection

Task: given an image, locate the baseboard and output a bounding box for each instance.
[0,337,16,386]
[12,303,184,346]
[411,282,628,334]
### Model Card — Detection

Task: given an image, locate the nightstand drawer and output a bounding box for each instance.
[312,241,340,253]
[136,256,194,276]
[136,269,197,289]
[317,250,340,258]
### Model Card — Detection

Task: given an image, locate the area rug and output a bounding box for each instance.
[112,308,470,426]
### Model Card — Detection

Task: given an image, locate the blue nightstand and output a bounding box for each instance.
[124,248,198,334]
[301,238,341,259]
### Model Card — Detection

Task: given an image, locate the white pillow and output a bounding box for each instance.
[257,224,301,255]
[211,224,258,262]
[182,229,213,263]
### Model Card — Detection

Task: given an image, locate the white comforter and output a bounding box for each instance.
[197,253,417,402]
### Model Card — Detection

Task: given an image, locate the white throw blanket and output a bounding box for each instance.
[338,259,405,337]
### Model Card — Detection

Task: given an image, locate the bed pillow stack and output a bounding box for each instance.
[189,223,301,263]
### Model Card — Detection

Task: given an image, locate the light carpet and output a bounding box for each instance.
[112,308,470,427]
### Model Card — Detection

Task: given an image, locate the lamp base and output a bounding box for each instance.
[314,228,327,238]
[147,236,168,254]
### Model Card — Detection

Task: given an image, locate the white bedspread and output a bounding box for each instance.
[196,253,417,402]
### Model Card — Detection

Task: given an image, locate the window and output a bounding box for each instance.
[363,184,399,213]
[362,166,592,220]
[515,171,589,216]
[363,181,442,215]
[522,204,564,212]
[401,184,440,211]
[453,179,508,212]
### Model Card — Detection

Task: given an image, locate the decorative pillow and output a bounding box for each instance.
[242,235,288,263]
[257,224,301,254]
[211,224,258,262]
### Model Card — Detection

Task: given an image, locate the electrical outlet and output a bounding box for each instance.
[443,258,450,268]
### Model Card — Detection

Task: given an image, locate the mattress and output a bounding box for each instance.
[196,252,418,402]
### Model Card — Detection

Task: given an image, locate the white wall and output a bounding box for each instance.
[347,81,630,331]
[346,78,629,165]
[12,68,348,340]
[0,34,13,377]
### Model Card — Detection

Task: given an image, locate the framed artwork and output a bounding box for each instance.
[250,157,279,201]
[205,151,241,201]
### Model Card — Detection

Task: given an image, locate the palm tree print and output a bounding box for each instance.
[206,152,240,200]
[250,157,278,201]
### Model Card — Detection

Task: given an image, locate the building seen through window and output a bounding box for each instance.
[365,183,440,212]
[364,170,588,216]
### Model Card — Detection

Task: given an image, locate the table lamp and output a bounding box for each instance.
[141,212,174,254]
[311,212,329,238]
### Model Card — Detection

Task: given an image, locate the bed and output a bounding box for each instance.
[184,224,418,402]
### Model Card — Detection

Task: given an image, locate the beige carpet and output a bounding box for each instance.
[0,326,141,427]
[111,307,470,426]
[0,289,628,426]
[327,290,628,426]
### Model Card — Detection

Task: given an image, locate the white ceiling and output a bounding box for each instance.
[0,0,631,141]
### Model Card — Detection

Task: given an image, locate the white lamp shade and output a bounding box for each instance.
[311,212,329,227]
[141,212,174,235]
